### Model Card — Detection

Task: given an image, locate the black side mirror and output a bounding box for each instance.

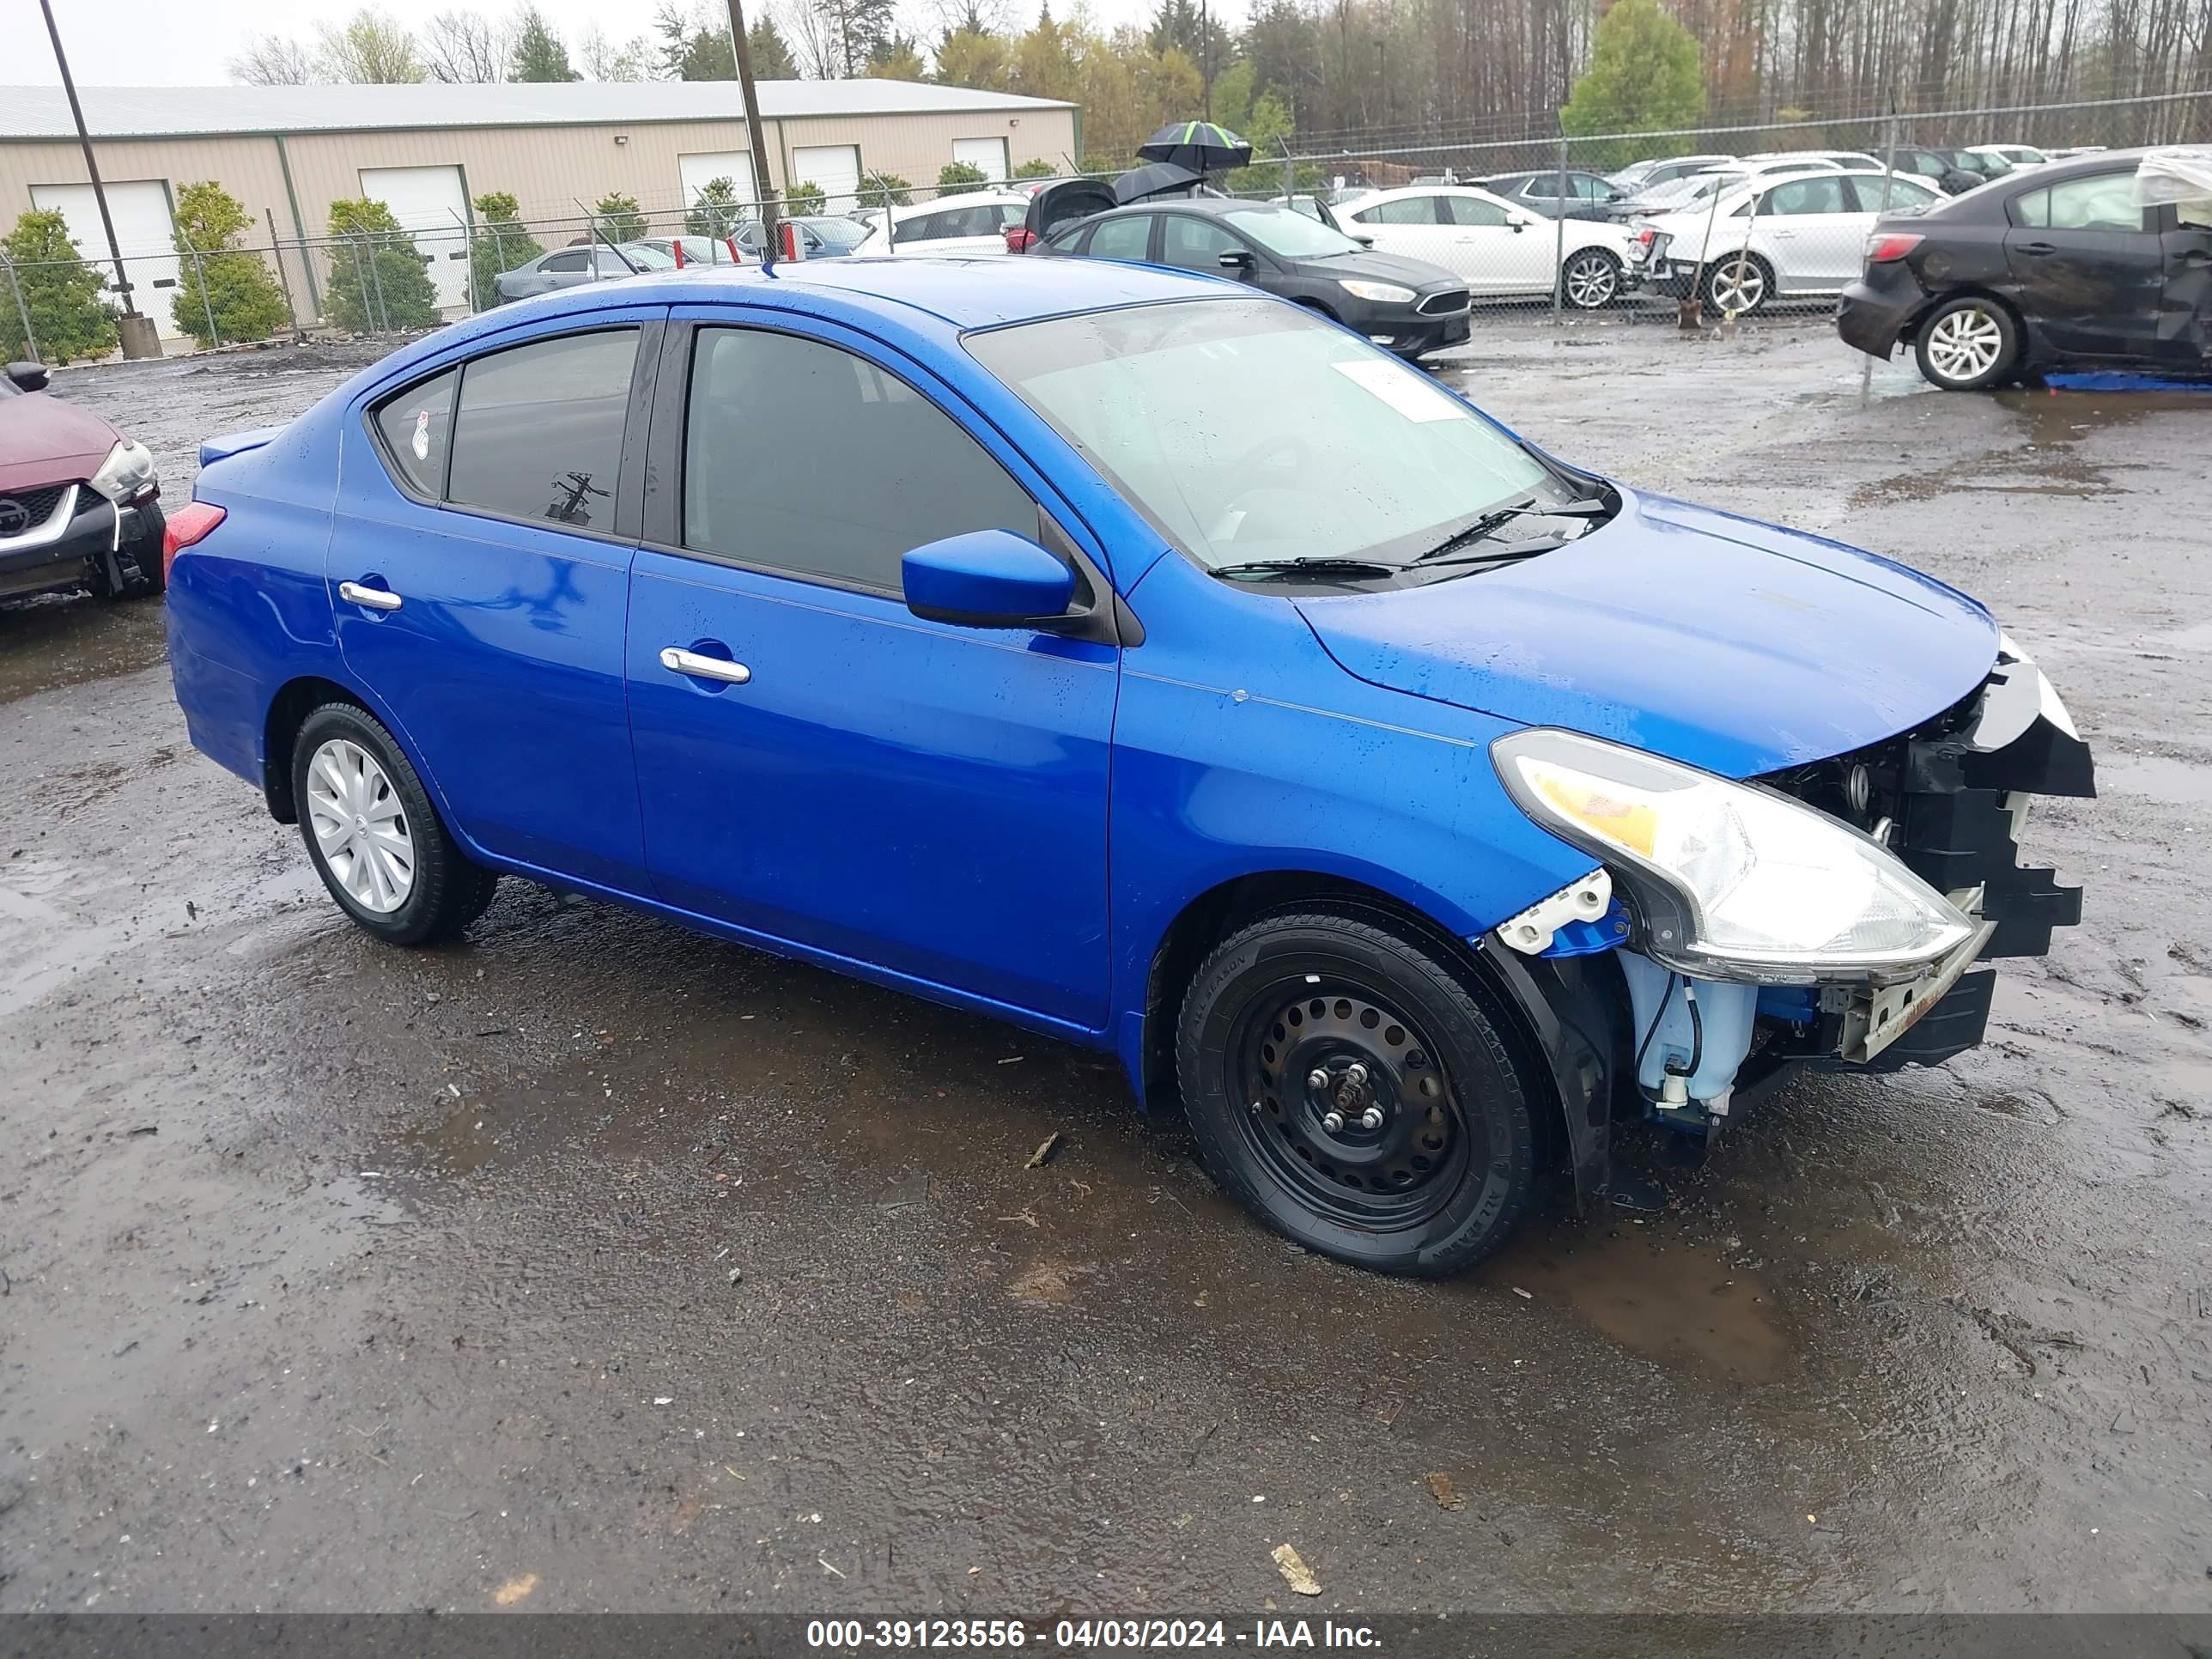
[6,362,47,392]
[1217,247,1256,274]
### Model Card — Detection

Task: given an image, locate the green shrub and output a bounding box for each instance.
[169,181,289,348]
[469,191,544,309]
[684,177,746,239]
[324,198,440,332]
[0,209,118,363]
[936,161,989,196]
[782,181,828,218]
[592,191,647,242]
[1012,157,1057,179]
[859,169,912,208]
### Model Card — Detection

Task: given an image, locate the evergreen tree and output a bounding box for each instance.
[748,16,797,77]
[860,168,913,207]
[685,177,746,238]
[169,181,290,347]
[324,198,440,331]
[469,191,544,308]
[783,181,827,217]
[1560,0,1706,167]
[0,210,117,363]
[592,192,649,241]
[936,161,989,196]
[509,6,581,80]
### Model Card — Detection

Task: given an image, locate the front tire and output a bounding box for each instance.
[1915,295,2020,390]
[1561,247,1622,309]
[1176,912,1539,1277]
[291,702,498,946]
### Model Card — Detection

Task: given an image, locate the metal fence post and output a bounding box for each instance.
[264,208,302,339]
[344,237,368,333]
[365,234,389,333]
[1861,103,1902,407]
[1552,130,1570,322]
[0,252,36,363]
[182,235,220,349]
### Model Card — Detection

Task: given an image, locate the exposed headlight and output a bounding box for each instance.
[1492,728,1974,984]
[88,438,157,504]
[1338,278,1416,304]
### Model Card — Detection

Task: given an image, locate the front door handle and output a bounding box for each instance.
[660,646,751,684]
[2179,247,2212,266]
[338,580,402,611]
[2017,240,2058,256]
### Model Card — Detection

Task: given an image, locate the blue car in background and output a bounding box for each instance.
[162,258,2091,1276]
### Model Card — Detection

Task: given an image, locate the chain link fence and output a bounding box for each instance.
[3,88,2205,361]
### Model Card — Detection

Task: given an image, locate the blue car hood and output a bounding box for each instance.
[1296,491,2000,779]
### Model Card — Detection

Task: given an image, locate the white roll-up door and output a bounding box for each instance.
[30,180,184,338]
[952,137,1010,183]
[359,165,472,314]
[680,150,755,218]
[792,145,861,215]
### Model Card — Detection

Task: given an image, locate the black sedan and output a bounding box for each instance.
[1034,198,1471,360]
[1838,148,2211,390]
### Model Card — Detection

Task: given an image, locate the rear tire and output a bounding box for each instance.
[1175,912,1539,1277]
[1915,295,2020,391]
[1704,252,1774,315]
[291,702,498,946]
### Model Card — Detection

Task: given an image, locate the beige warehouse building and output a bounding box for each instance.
[0,80,1081,337]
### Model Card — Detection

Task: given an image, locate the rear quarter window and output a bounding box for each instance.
[370,368,458,497]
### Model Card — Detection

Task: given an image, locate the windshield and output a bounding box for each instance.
[966,298,1563,572]
[611,244,677,269]
[1223,205,1364,258]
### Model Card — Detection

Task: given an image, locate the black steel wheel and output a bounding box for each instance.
[1176,911,1538,1276]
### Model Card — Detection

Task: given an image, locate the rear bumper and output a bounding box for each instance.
[1837,264,1930,359]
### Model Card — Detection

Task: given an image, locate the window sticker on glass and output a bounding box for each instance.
[1328,357,1470,423]
[411,409,431,461]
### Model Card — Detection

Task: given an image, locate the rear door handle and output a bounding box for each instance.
[338,580,402,611]
[660,646,751,684]
[2017,240,2058,255]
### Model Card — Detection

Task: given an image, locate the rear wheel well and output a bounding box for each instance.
[1142,875,1559,1159]
[263,677,364,823]
[1905,284,2025,346]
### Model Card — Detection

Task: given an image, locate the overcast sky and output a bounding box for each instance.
[7,0,1210,88]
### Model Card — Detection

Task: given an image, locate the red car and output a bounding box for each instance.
[0,361,166,603]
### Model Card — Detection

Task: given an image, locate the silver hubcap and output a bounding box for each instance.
[307,738,415,914]
[1926,306,2005,384]
[1565,253,1615,308]
[1710,260,1765,312]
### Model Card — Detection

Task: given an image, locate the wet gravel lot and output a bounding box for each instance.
[3,319,2209,1616]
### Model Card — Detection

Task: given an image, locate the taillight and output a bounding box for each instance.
[162,501,226,579]
[1866,232,1924,264]
[1634,228,1656,248]
[1006,225,1037,253]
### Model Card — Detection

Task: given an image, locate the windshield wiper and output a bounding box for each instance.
[1412,495,1610,565]
[1211,556,1404,581]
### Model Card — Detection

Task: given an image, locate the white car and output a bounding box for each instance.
[1743,149,1883,170]
[1605,153,1736,191]
[1970,143,2050,169]
[1626,168,1946,313]
[1340,184,1638,307]
[848,191,1029,258]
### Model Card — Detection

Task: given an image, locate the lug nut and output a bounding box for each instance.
[1322,1110,1345,1133]
[1345,1062,1369,1086]
[1307,1068,1329,1090]
[1359,1108,1384,1131]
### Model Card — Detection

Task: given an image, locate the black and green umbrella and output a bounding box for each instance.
[1136,119,1254,174]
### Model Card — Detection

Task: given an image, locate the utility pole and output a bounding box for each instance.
[1201,0,1212,121]
[38,0,159,357]
[723,0,782,251]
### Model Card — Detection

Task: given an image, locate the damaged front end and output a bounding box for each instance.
[1484,639,2091,1205]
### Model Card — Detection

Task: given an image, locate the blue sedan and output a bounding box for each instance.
[162,258,2091,1276]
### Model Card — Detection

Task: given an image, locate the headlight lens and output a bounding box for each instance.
[1492,728,1974,983]
[89,438,157,504]
[1338,278,1416,304]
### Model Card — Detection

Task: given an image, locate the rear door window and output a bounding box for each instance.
[1085,215,1153,261]
[445,329,639,531]
[1765,175,1851,216]
[2021,173,2146,232]
[1358,196,1442,226]
[1158,215,1244,271]
[1445,195,1511,227]
[371,368,458,498]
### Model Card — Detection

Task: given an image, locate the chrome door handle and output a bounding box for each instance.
[660,646,751,684]
[338,580,402,611]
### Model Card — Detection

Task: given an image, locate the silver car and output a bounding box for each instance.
[491,242,674,303]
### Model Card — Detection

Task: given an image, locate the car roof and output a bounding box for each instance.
[886,191,1029,220]
[1348,182,1516,209]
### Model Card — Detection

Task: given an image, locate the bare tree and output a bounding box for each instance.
[577,23,655,77]
[785,0,845,75]
[229,34,317,84]
[421,9,512,82]
[313,12,428,82]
